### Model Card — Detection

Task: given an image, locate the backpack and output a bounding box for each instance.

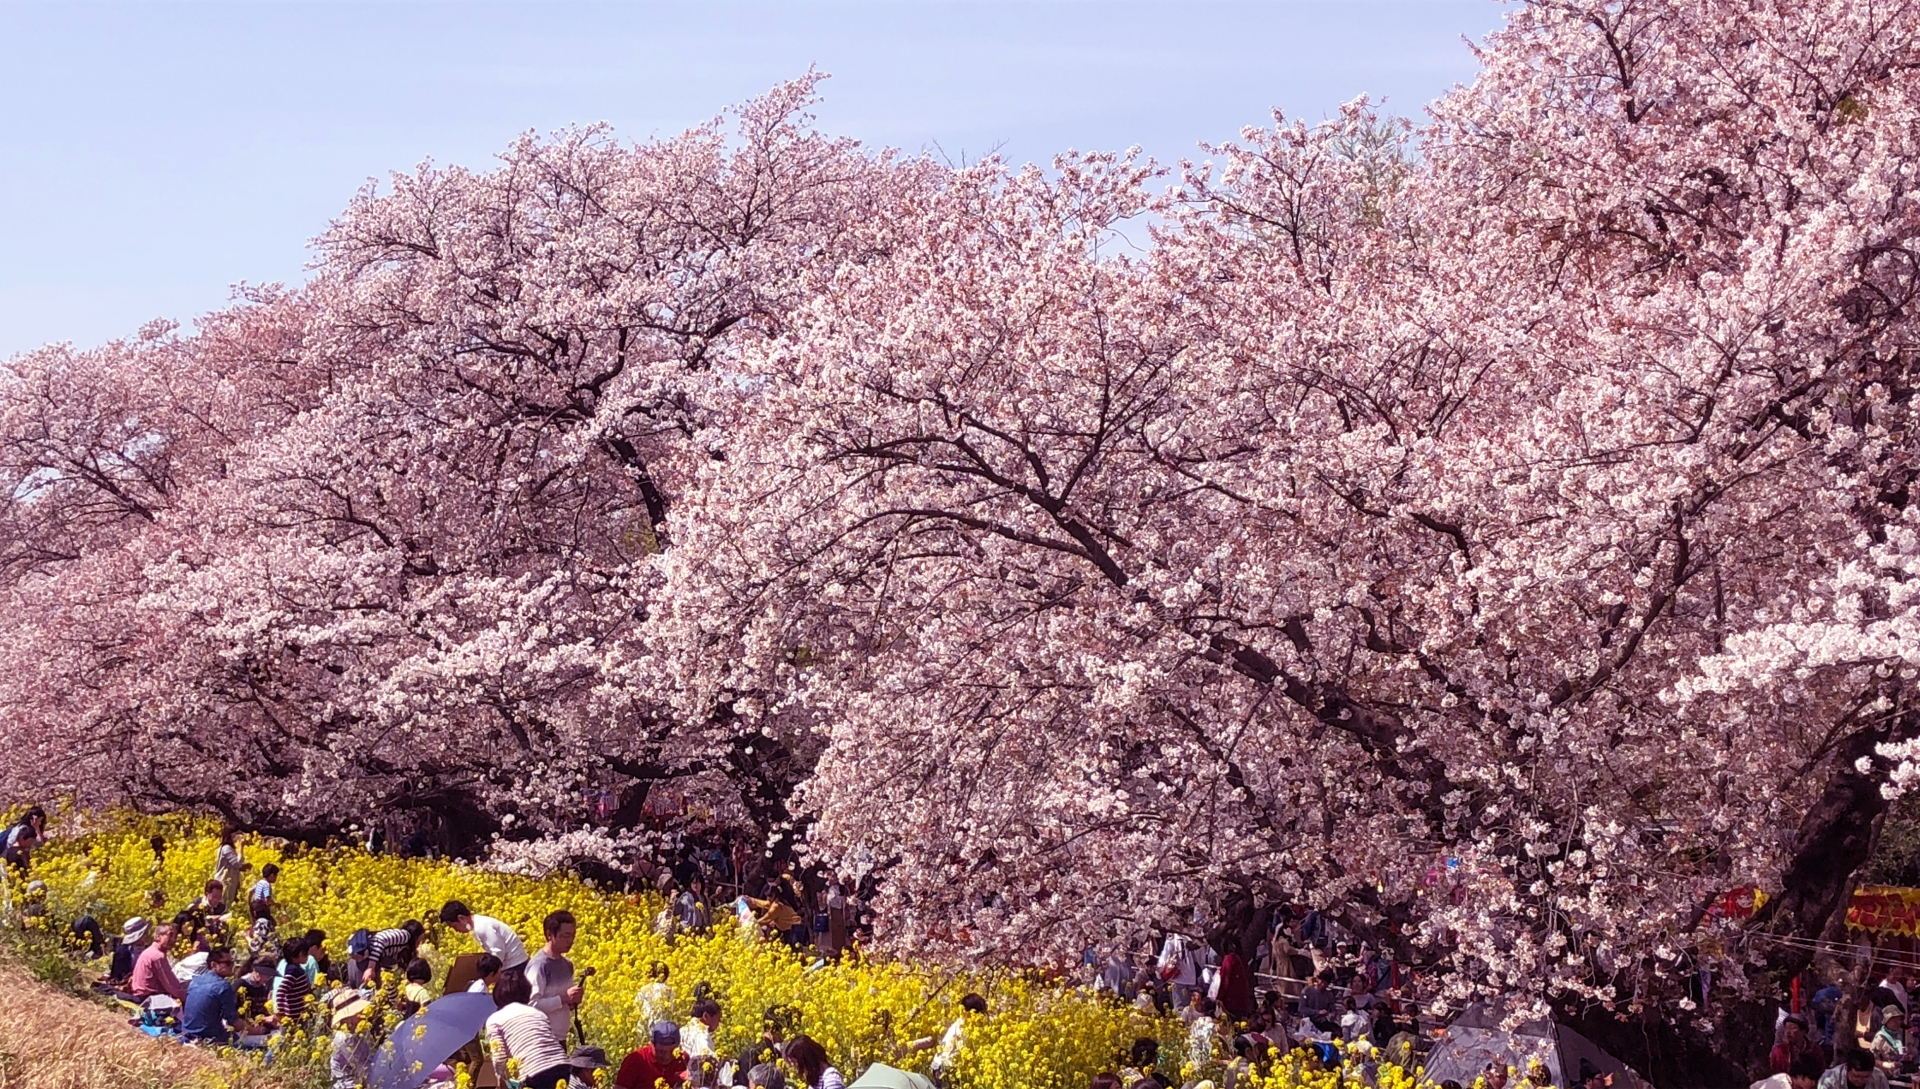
[347,928,373,957]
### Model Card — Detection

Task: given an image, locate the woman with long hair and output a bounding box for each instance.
[782,1034,845,1089]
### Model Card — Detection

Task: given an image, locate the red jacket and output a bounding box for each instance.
[1218,953,1255,1018]
[615,1045,687,1089]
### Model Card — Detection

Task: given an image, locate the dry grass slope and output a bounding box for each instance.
[0,961,295,1089]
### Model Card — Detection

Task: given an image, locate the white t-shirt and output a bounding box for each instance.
[636,981,675,1029]
[933,1017,966,1073]
[471,915,528,970]
[683,1019,716,1058]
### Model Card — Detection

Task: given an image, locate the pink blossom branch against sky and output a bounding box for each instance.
[0,0,1501,358]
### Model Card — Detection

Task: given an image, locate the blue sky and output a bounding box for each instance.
[0,1,1505,357]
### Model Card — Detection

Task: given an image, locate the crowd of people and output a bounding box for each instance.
[1751,963,1920,1089]
[16,805,1920,1089]
[0,814,994,1089]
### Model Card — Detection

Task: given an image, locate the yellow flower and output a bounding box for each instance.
[22,816,1412,1089]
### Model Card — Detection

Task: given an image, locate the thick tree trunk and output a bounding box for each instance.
[1569,707,1906,1086]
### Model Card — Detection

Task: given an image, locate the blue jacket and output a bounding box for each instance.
[182,971,239,1043]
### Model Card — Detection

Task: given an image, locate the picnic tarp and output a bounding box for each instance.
[1421,1003,1651,1089]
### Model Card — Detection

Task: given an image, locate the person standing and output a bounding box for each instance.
[1774,1015,1829,1074]
[1157,931,1203,1008]
[1217,941,1255,1021]
[212,829,245,909]
[676,880,711,934]
[441,901,530,982]
[1187,998,1221,1079]
[527,909,584,1045]
[1,806,46,874]
[1873,1007,1910,1075]
[931,994,985,1082]
[367,920,424,978]
[738,1006,790,1074]
[248,864,280,925]
[337,929,376,987]
[637,961,675,1032]
[683,996,722,1063]
[824,878,852,958]
[1884,968,1914,1018]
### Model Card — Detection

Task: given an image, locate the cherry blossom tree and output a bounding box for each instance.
[5,1,1920,1077]
[665,0,1920,1077]
[0,77,927,855]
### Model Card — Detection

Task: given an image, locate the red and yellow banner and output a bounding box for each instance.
[1708,884,1920,938]
[1849,885,1920,938]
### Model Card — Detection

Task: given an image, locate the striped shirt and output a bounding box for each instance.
[485,1002,570,1084]
[272,967,313,1017]
[368,927,415,968]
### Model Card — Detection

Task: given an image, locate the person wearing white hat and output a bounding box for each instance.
[330,990,373,1089]
[107,916,151,989]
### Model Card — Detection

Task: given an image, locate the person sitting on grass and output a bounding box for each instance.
[131,921,186,1005]
[107,916,150,989]
[191,879,229,922]
[401,957,435,1015]
[236,954,278,1025]
[272,935,315,1019]
[182,948,257,1045]
[330,991,373,1089]
[305,928,331,981]
[615,1021,688,1089]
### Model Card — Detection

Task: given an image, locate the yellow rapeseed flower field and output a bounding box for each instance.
[17,814,1425,1089]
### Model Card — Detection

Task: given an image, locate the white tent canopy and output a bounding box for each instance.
[1422,1003,1651,1089]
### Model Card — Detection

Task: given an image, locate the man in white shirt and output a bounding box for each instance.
[441,900,530,981]
[683,996,722,1060]
[1883,967,1913,1017]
